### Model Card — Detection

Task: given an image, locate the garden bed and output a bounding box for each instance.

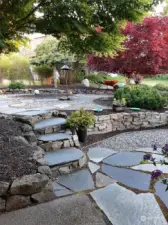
[0,118,38,182]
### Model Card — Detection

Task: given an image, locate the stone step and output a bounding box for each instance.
[44,148,87,176]
[34,118,66,134]
[38,133,71,142]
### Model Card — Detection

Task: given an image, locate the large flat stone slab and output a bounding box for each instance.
[57,169,95,192]
[88,162,100,174]
[132,164,168,174]
[38,133,71,142]
[34,118,66,130]
[102,164,151,191]
[135,147,162,154]
[0,195,106,225]
[155,179,168,208]
[44,148,84,167]
[14,109,48,116]
[52,182,73,197]
[90,183,167,225]
[103,152,144,167]
[152,154,168,163]
[96,172,116,188]
[88,147,116,163]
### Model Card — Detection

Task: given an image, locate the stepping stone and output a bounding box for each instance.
[135,147,162,154]
[90,183,167,225]
[155,179,168,208]
[14,109,48,116]
[88,162,100,174]
[103,152,144,167]
[96,172,116,188]
[152,154,168,163]
[102,164,151,191]
[132,164,168,174]
[57,169,95,192]
[52,182,73,197]
[44,148,84,167]
[34,118,66,130]
[88,147,116,163]
[38,133,71,142]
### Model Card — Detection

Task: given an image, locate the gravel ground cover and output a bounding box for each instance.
[99,129,168,152]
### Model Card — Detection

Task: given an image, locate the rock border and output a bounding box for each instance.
[88,111,168,134]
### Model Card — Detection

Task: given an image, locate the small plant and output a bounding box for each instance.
[66,108,95,130]
[66,108,95,142]
[114,85,167,110]
[113,98,126,106]
[140,160,150,164]
[8,82,25,90]
[154,83,168,91]
[151,170,163,180]
[143,154,152,161]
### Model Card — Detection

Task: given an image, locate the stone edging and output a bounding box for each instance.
[88,111,168,134]
[0,87,113,95]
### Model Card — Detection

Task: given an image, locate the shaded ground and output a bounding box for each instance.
[0,195,107,225]
[0,118,37,182]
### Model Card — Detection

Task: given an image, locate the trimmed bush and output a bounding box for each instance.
[8,82,25,89]
[88,74,113,86]
[114,85,167,109]
[154,84,168,91]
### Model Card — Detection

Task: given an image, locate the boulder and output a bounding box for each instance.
[0,181,9,196]
[6,195,30,211]
[10,174,49,195]
[31,181,55,203]
[0,198,6,212]
[38,166,52,177]
[81,79,90,87]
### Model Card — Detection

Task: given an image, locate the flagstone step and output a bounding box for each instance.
[90,183,167,225]
[34,117,66,134]
[38,133,71,142]
[44,148,86,169]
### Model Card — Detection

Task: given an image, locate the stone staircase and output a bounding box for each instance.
[32,112,87,178]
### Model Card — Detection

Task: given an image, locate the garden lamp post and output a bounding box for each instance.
[60,65,71,100]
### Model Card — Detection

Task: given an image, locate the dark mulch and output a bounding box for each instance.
[0,118,38,182]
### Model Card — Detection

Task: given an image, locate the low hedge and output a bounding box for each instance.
[114,85,167,109]
[8,82,25,90]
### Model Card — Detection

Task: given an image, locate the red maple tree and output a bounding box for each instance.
[88,17,168,76]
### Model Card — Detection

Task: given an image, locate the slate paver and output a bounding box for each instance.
[155,179,168,208]
[88,162,100,174]
[90,183,167,225]
[102,164,151,191]
[88,147,116,163]
[103,152,144,167]
[57,169,95,192]
[44,148,84,167]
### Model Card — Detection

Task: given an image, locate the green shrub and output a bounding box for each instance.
[76,72,84,83]
[66,108,95,130]
[8,82,25,89]
[154,83,168,91]
[88,74,112,86]
[33,65,53,78]
[0,53,30,80]
[114,85,167,109]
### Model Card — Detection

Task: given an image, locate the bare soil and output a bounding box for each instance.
[0,118,37,182]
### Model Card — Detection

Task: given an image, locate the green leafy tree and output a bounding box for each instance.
[0,53,30,81]
[36,0,161,57]
[0,0,161,55]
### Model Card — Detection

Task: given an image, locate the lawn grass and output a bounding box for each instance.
[110,75,168,87]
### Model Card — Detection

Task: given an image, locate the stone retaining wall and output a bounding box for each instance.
[0,115,54,212]
[1,87,113,95]
[88,111,168,134]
